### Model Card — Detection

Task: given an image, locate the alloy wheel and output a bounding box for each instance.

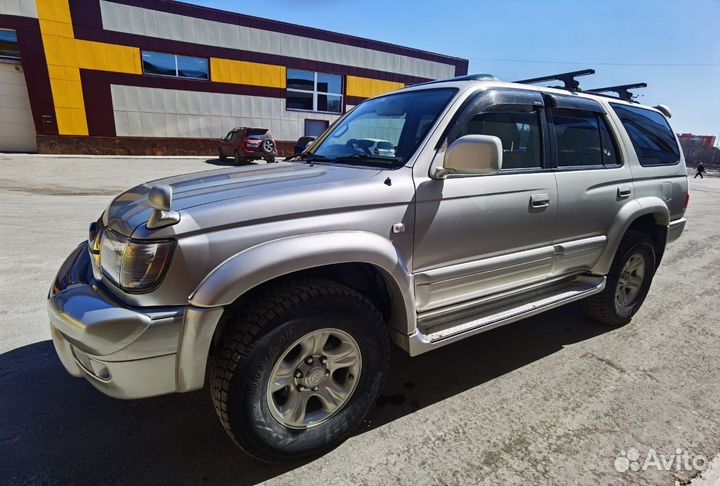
[266,328,362,429]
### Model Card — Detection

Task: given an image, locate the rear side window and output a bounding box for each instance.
[611,104,679,166]
[553,110,618,167]
[459,107,543,169]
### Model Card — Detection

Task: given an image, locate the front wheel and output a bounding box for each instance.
[582,230,656,326]
[218,148,226,160]
[210,279,389,462]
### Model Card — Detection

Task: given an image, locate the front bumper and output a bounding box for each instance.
[48,242,223,399]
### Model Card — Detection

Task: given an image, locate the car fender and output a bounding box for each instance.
[592,196,670,275]
[188,230,416,334]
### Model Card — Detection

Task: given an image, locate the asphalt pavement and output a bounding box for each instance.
[1,155,718,485]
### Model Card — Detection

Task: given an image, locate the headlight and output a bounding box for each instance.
[100,230,174,291]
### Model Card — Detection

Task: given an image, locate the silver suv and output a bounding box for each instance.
[48,70,688,461]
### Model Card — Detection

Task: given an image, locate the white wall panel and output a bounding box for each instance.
[0,0,37,18]
[99,0,456,80]
[111,84,341,141]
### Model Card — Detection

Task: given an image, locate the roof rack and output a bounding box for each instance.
[514,69,595,92]
[414,73,497,86]
[585,83,648,102]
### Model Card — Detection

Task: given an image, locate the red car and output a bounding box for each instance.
[218,127,278,164]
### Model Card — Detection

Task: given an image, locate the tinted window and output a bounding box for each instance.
[142,51,208,80]
[458,107,543,169]
[317,94,342,113]
[286,70,343,114]
[611,103,679,165]
[0,29,20,60]
[287,91,313,111]
[177,55,208,80]
[246,128,268,139]
[287,69,314,91]
[553,110,617,167]
[317,73,342,94]
[142,51,176,76]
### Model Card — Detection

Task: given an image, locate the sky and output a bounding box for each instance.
[188,0,719,140]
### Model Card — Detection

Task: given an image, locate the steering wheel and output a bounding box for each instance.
[345,139,372,155]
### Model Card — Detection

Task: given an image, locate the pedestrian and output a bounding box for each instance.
[694,162,706,179]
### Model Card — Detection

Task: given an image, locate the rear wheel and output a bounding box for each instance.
[210,279,389,462]
[264,156,276,163]
[582,230,656,326]
[234,151,245,165]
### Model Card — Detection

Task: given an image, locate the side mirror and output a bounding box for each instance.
[147,184,180,229]
[432,135,503,179]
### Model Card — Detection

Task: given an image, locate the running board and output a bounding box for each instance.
[406,275,606,356]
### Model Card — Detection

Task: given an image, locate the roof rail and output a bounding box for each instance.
[514,69,595,92]
[585,83,648,102]
[414,73,497,86]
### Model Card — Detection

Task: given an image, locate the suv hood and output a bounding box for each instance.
[104,162,383,236]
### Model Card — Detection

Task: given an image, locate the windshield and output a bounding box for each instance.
[307,88,457,167]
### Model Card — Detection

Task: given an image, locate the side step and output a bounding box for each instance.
[407,275,606,356]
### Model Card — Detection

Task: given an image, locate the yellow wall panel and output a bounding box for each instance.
[64,66,80,81]
[50,79,84,109]
[41,34,62,65]
[47,64,64,80]
[346,76,404,99]
[59,36,78,67]
[74,40,93,69]
[55,107,87,135]
[210,58,286,88]
[50,78,68,107]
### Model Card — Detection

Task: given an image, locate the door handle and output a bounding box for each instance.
[530,193,550,208]
[617,185,632,198]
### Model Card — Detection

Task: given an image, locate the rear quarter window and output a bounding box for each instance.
[610,103,680,166]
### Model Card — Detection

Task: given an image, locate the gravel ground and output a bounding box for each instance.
[0,155,718,485]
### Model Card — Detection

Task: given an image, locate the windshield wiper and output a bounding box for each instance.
[297,153,335,163]
[332,153,404,165]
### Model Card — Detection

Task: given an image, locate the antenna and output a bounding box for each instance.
[585,83,647,102]
[514,69,595,92]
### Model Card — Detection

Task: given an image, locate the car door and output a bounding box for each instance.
[220,130,235,155]
[413,89,559,312]
[546,94,634,276]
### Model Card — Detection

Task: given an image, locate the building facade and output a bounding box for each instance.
[0,0,468,155]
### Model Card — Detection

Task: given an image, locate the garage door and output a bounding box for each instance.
[0,62,36,152]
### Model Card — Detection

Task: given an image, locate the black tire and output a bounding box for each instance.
[210,278,390,462]
[233,151,244,165]
[582,230,656,326]
[264,156,276,163]
[218,148,226,161]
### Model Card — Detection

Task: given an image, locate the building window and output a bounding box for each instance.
[141,51,209,80]
[287,69,343,114]
[0,29,21,61]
